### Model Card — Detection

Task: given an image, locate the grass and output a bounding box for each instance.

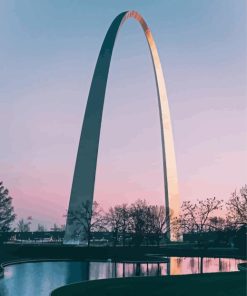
[51,272,246,296]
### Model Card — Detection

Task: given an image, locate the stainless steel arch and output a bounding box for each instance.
[64,11,180,242]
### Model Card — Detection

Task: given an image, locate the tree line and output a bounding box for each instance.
[66,185,247,246]
[0,181,246,246]
[67,199,171,246]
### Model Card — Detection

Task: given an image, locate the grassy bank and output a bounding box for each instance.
[1,243,246,264]
[51,272,246,296]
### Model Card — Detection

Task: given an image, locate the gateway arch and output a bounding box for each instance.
[64,11,180,242]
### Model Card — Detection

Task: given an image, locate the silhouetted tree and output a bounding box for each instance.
[0,181,16,232]
[50,223,60,231]
[105,204,129,246]
[67,200,106,246]
[105,201,172,246]
[208,216,226,231]
[129,200,150,246]
[17,217,32,232]
[175,197,223,234]
[118,204,130,246]
[147,205,171,245]
[226,185,247,228]
[36,224,46,232]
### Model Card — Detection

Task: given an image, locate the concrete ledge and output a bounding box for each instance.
[50,272,246,296]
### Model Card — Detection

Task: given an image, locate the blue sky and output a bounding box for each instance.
[0,0,246,228]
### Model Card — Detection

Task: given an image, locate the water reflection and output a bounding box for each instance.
[0,258,243,296]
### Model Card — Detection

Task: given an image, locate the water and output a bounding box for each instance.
[0,257,243,296]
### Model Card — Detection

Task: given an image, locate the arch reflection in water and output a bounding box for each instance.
[0,258,244,296]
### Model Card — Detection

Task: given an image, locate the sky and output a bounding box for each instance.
[0,0,246,229]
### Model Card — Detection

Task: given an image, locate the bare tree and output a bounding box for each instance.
[119,204,130,246]
[129,199,150,246]
[51,223,61,231]
[36,224,46,232]
[105,204,129,246]
[17,217,32,232]
[105,201,172,246]
[0,181,16,232]
[175,197,223,234]
[226,185,247,228]
[208,216,226,231]
[66,200,106,246]
[148,205,171,245]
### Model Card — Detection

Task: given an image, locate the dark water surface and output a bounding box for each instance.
[0,257,243,296]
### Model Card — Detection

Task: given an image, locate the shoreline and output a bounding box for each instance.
[1,243,246,264]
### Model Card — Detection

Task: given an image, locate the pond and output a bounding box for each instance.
[0,257,243,296]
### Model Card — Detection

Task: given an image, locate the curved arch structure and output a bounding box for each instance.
[64,11,179,242]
